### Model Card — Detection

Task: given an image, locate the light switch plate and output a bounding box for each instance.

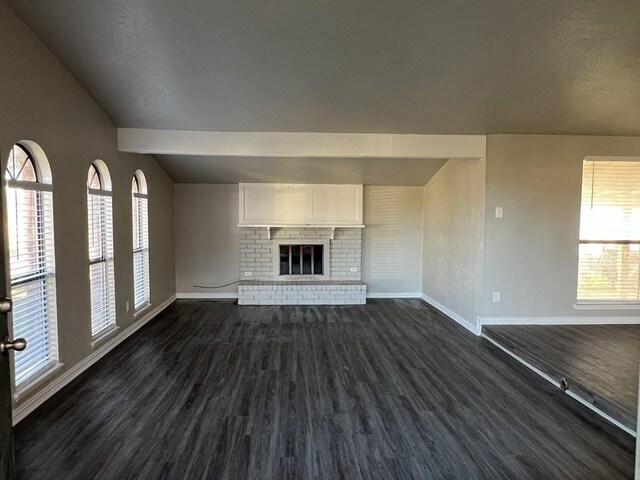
[495,207,503,218]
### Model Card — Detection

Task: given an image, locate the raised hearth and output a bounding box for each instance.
[238,280,366,305]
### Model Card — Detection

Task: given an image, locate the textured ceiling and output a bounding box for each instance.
[156,156,448,185]
[8,0,640,136]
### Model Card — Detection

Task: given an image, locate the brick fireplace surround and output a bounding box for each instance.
[238,227,367,305]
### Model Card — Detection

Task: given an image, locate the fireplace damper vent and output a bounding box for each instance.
[280,245,324,275]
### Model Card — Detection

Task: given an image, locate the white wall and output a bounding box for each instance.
[0,0,175,407]
[422,159,486,331]
[175,184,239,296]
[363,186,424,295]
[482,135,640,321]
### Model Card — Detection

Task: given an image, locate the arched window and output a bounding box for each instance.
[87,161,115,337]
[5,142,58,387]
[132,170,149,310]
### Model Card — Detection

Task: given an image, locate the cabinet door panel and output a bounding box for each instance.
[311,185,362,224]
[240,183,362,225]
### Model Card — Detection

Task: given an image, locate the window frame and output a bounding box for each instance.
[87,161,116,339]
[132,170,150,312]
[576,157,640,306]
[5,142,59,390]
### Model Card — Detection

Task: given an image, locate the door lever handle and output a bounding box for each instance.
[1,337,27,354]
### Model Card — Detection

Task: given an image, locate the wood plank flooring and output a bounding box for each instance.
[14,299,635,479]
[483,324,640,430]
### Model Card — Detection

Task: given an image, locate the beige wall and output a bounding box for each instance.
[482,135,640,319]
[363,186,423,294]
[422,159,486,330]
[175,184,239,295]
[0,0,175,405]
[175,184,425,296]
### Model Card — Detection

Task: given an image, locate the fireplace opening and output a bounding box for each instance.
[280,245,324,275]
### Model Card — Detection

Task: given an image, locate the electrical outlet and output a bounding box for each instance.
[244,272,252,277]
[125,300,130,312]
[492,291,501,303]
[350,267,358,272]
[495,207,503,218]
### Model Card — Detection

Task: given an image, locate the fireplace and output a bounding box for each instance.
[238,226,366,305]
[273,237,330,280]
[279,244,324,275]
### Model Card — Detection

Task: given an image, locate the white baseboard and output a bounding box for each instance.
[420,294,480,335]
[367,292,422,299]
[12,294,177,425]
[479,316,640,326]
[177,292,238,299]
[482,334,636,437]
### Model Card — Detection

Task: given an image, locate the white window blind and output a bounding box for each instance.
[88,165,116,337]
[5,144,58,387]
[577,160,640,302]
[132,174,150,310]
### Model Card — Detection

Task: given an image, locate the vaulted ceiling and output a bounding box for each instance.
[9,0,640,136]
[6,0,640,185]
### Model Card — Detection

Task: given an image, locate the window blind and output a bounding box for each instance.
[132,194,149,310]
[6,183,58,386]
[577,160,640,302]
[88,190,116,337]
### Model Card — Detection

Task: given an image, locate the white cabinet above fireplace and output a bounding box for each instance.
[238,183,364,227]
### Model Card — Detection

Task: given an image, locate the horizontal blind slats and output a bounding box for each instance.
[132,195,150,309]
[578,160,640,301]
[88,192,116,337]
[7,184,58,387]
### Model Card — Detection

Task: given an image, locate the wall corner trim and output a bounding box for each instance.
[420,294,480,335]
[12,294,177,425]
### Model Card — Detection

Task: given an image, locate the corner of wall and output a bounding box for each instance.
[420,158,486,336]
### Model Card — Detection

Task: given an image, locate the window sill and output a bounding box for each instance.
[91,325,120,348]
[574,302,640,310]
[134,303,153,318]
[13,361,65,402]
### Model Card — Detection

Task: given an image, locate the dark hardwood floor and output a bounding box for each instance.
[483,324,640,430]
[14,299,635,479]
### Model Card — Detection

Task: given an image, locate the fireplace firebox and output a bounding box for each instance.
[279,244,324,275]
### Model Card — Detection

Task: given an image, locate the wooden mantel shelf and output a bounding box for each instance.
[237,224,365,240]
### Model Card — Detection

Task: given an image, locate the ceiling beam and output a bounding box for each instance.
[118,129,486,159]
